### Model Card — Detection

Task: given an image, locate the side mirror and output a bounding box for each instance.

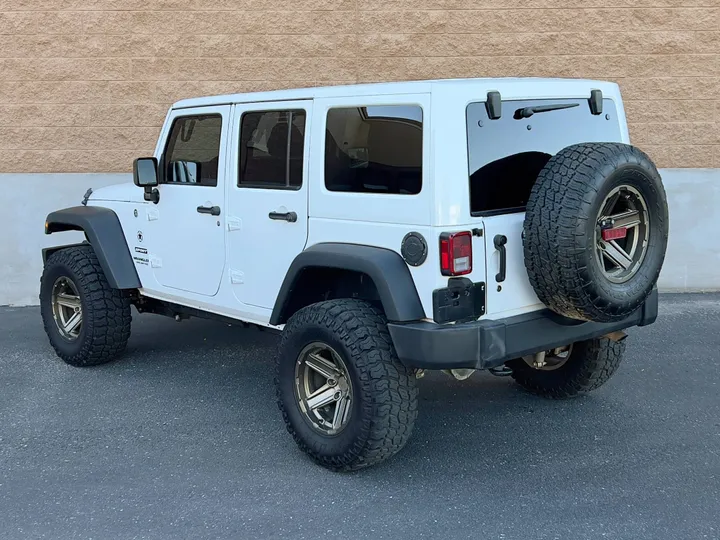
[133,157,160,203]
[133,157,158,187]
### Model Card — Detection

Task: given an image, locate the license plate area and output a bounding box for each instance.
[432,278,486,324]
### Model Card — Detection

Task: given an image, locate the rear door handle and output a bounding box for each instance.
[268,211,297,223]
[197,205,221,216]
[494,234,507,283]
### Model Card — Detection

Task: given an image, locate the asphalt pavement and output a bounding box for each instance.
[1,294,718,540]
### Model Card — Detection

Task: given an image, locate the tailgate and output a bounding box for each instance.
[466,95,623,317]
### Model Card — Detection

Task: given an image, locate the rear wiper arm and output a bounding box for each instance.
[514,103,579,119]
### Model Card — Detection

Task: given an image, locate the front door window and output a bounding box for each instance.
[164,115,223,186]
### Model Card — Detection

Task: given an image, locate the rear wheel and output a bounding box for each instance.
[275,299,418,471]
[506,337,626,399]
[40,245,131,367]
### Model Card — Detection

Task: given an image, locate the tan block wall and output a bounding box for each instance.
[1,1,719,172]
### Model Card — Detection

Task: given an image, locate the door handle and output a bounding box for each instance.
[197,205,221,216]
[268,211,297,223]
[494,234,507,283]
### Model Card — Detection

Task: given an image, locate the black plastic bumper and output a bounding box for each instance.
[387,289,658,370]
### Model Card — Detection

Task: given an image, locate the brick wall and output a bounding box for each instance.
[1,1,718,172]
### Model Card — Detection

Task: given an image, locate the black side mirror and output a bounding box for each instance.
[133,157,160,203]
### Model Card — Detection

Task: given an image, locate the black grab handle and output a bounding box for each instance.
[268,211,297,223]
[494,234,507,283]
[197,205,221,216]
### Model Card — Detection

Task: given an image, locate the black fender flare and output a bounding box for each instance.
[270,243,426,325]
[44,206,141,290]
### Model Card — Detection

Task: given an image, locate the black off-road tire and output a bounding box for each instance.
[275,299,418,471]
[40,245,131,367]
[524,143,668,323]
[506,337,626,399]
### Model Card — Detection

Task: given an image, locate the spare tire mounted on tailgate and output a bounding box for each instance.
[523,142,669,323]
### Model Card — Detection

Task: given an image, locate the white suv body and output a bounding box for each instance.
[89,78,628,324]
[41,78,666,471]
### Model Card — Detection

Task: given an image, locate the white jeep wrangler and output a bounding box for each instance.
[41,78,668,471]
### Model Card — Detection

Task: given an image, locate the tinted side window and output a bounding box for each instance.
[164,115,222,186]
[325,106,422,195]
[239,110,306,189]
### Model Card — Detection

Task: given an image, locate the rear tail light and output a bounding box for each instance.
[440,231,472,276]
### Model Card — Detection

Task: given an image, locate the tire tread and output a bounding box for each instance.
[509,337,625,399]
[41,245,131,366]
[524,142,667,322]
[275,299,418,471]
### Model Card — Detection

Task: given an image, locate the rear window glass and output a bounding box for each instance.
[325,105,423,195]
[466,98,621,216]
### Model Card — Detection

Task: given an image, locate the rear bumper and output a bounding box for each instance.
[388,289,658,370]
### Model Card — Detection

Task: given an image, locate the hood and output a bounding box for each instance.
[88,182,146,204]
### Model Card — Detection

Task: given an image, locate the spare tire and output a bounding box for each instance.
[523,143,668,323]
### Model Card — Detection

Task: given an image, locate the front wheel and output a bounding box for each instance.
[506,337,626,399]
[40,245,131,367]
[275,299,418,471]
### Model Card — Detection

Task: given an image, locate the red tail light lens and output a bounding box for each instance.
[601,227,628,241]
[440,231,472,276]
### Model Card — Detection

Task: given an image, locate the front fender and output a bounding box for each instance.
[45,206,140,290]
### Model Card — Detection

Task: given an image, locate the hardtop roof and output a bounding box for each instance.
[172,77,619,109]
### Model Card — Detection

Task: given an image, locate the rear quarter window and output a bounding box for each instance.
[325,105,423,195]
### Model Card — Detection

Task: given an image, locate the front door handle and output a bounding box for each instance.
[268,211,297,223]
[494,234,507,283]
[197,205,221,216]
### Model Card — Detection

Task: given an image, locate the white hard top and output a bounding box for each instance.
[173,77,620,109]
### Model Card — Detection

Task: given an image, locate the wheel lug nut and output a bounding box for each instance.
[333,392,341,400]
[327,378,337,387]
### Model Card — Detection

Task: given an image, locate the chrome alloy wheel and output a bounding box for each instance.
[294,342,353,435]
[595,185,650,283]
[51,276,83,340]
[522,345,573,371]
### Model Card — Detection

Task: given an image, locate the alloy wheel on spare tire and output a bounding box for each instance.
[523,143,668,323]
[275,299,418,472]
